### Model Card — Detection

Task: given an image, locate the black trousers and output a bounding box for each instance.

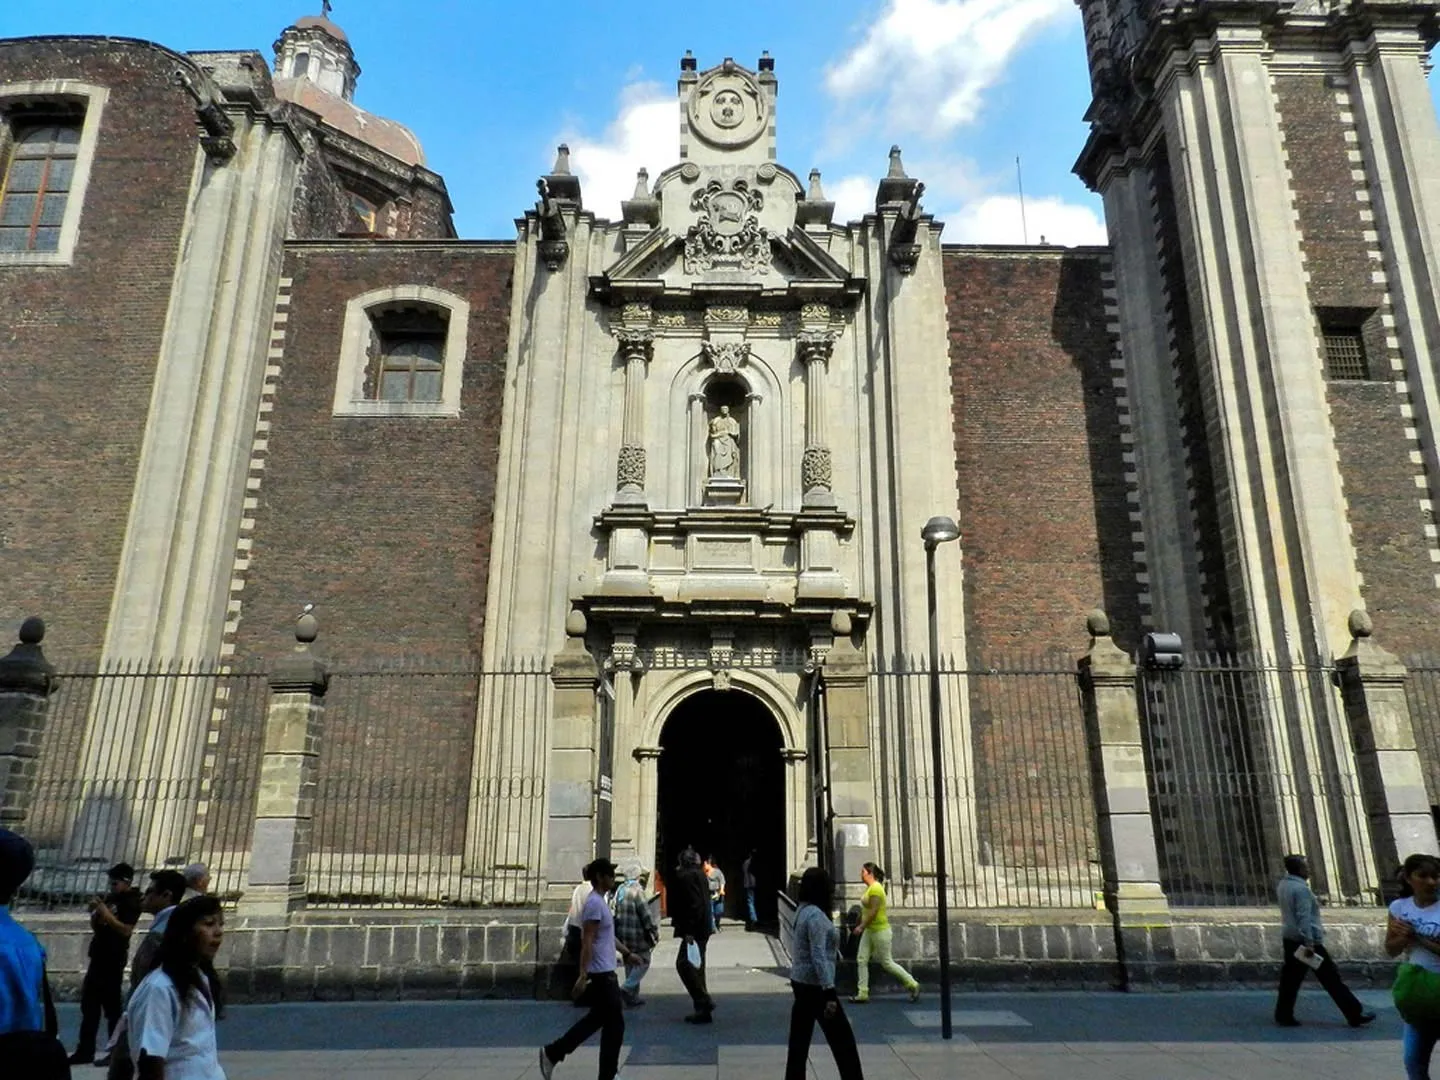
[675,934,713,1014]
[75,959,125,1057]
[1275,938,1364,1022]
[785,982,864,1080]
[545,971,625,1080]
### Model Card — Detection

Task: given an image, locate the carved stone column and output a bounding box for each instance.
[798,315,837,510]
[615,327,653,506]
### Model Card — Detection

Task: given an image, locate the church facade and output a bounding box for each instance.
[5,1,1440,956]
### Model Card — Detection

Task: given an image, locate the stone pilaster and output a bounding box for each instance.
[798,307,837,509]
[1077,611,1168,985]
[545,611,600,889]
[819,612,879,903]
[614,323,653,505]
[1334,610,1440,898]
[0,617,58,828]
[241,611,328,916]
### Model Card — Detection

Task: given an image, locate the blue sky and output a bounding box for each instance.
[5,2,1438,246]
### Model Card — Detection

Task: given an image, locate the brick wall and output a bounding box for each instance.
[1275,75,1440,660]
[0,39,200,653]
[945,248,1140,658]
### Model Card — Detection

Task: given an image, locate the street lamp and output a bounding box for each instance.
[921,514,960,1040]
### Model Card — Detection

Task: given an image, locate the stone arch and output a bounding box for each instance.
[639,667,803,752]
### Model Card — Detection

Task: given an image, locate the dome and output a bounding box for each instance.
[293,14,348,43]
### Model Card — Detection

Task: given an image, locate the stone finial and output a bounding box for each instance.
[830,610,853,637]
[622,168,661,228]
[631,169,650,200]
[565,608,588,638]
[0,616,58,696]
[887,145,907,179]
[807,169,826,201]
[551,144,573,176]
[295,604,318,645]
[1086,609,1111,639]
[797,168,836,227]
[681,50,697,72]
[758,51,775,72]
[1348,608,1374,640]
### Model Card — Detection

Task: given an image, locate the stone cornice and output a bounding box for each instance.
[593,505,855,539]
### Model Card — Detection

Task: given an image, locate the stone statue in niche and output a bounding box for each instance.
[708,406,741,479]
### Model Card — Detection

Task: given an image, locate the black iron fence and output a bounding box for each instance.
[15,659,270,910]
[868,658,1103,908]
[1139,654,1371,907]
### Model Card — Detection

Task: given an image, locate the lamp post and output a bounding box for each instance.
[921,514,960,1040]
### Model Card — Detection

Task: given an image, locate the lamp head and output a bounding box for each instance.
[921,515,961,547]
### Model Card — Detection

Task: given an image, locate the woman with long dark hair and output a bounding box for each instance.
[1387,853,1440,1079]
[850,862,919,1004]
[784,866,863,1080]
[125,895,226,1080]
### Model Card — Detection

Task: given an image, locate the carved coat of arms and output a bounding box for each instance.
[684,178,772,274]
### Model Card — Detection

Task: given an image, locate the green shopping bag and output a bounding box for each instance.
[1394,963,1440,1026]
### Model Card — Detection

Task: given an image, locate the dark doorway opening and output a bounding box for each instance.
[657,689,785,928]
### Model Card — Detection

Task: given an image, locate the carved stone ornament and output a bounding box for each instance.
[797,333,836,368]
[802,446,833,492]
[616,445,647,489]
[685,179,772,275]
[687,64,768,149]
[800,302,833,326]
[616,329,654,361]
[705,306,749,326]
[702,340,750,374]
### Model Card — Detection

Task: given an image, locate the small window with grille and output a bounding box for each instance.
[1322,327,1370,381]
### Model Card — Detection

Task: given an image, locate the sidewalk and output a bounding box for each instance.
[57,932,1402,1079]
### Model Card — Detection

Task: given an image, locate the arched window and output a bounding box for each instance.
[293,52,311,79]
[0,81,106,264]
[333,285,470,417]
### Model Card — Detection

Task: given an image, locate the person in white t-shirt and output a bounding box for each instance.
[126,895,226,1080]
[1387,853,1440,1080]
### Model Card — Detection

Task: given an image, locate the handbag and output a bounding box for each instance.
[1393,962,1440,1027]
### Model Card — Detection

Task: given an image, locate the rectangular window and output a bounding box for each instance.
[369,308,448,403]
[1322,328,1370,381]
[0,118,81,253]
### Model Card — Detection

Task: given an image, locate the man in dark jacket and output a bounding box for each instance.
[670,847,714,1023]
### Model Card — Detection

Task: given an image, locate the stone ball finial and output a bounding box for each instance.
[1085,609,1111,638]
[565,609,588,638]
[1348,608,1373,640]
[18,616,45,645]
[830,610,852,636]
[295,604,318,645]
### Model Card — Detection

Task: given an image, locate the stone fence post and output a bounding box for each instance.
[1334,610,1439,898]
[1076,610,1169,988]
[241,610,329,916]
[0,617,59,828]
[545,610,600,887]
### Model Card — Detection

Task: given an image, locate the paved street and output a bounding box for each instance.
[58,933,1404,1079]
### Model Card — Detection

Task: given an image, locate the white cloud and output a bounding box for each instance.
[826,0,1071,139]
[560,82,678,222]
[825,174,876,224]
[944,194,1107,246]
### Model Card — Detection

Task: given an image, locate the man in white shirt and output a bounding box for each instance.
[1274,853,1375,1027]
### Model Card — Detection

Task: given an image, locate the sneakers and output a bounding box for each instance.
[1349,1011,1377,1028]
[848,994,869,1004]
[683,1011,714,1024]
[908,984,921,1003]
[538,1048,556,1080]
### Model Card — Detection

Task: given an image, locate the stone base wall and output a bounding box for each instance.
[24,905,1392,1000]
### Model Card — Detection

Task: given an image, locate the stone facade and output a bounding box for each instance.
[4,5,1440,992]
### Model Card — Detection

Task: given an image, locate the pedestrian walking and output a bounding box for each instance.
[1387,853,1440,1079]
[614,863,659,1008]
[785,866,864,1080]
[70,862,142,1065]
[131,870,188,991]
[704,856,725,932]
[539,858,625,1080]
[670,848,715,1023]
[0,829,69,1079]
[1273,853,1375,1028]
[742,850,758,929]
[124,894,228,1080]
[850,863,919,1004]
[180,863,209,902]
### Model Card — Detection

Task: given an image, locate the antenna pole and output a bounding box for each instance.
[1017,156,1029,245]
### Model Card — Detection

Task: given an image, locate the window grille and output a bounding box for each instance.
[1323,329,1370,381]
[0,121,80,253]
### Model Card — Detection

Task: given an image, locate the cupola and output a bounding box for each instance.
[273,5,359,101]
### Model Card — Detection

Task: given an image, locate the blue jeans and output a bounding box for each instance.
[1406,1023,1440,1080]
[746,887,758,924]
[622,952,651,999]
